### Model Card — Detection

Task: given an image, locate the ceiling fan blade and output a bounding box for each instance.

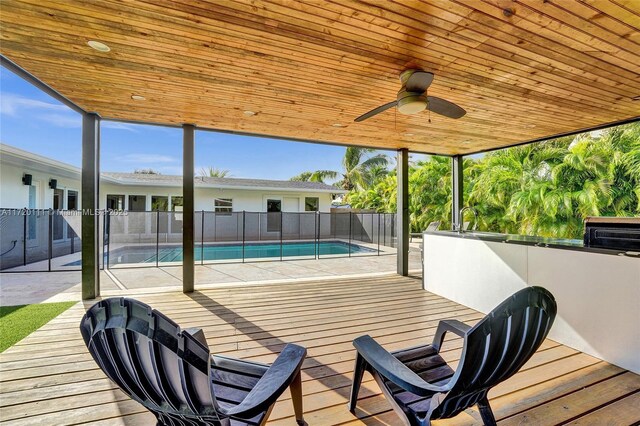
[426,96,466,119]
[405,71,434,93]
[354,101,397,122]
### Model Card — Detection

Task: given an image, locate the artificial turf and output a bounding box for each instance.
[0,301,76,352]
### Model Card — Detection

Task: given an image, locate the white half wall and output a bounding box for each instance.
[423,233,640,374]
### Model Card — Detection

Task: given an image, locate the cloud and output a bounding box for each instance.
[1,93,68,117]
[1,94,138,132]
[117,153,177,164]
[102,122,139,132]
[39,113,81,128]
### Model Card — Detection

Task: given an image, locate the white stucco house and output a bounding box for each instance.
[0,143,345,213]
[1,143,367,270]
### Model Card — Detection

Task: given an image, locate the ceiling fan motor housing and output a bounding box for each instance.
[354,68,464,122]
[397,88,427,115]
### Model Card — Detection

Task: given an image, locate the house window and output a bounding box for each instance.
[151,196,168,211]
[214,198,233,214]
[128,195,146,211]
[305,197,319,212]
[266,199,281,232]
[67,190,78,210]
[267,199,281,213]
[67,190,78,239]
[106,194,125,211]
[170,196,184,232]
[171,196,183,212]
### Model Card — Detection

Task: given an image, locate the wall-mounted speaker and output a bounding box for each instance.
[22,174,32,186]
[49,179,58,189]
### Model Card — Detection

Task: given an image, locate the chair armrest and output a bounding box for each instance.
[353,335,449,397]
[184,327,208,347]
[221,343,307,419]
[432,319,471,352]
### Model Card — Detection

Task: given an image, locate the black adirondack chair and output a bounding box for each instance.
[348,286,557,426]
[80,297,307,426]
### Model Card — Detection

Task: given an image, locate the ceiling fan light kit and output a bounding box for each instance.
[397,88,427,115]
[354,69,466,122]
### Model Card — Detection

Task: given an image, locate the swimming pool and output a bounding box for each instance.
[95,241,375,266]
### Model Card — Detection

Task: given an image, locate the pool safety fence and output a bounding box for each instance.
[0,209,397,271]
[0,208,85,272]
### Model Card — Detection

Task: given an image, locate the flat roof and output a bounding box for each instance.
[1,1,639,155]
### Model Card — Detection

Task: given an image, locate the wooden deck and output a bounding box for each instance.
[1,274,639,425]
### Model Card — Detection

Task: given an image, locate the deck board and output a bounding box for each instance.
[1,274,638,425]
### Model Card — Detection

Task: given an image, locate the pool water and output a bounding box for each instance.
[98,241,374,266]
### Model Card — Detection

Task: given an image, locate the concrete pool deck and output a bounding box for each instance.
[0,246,422,306]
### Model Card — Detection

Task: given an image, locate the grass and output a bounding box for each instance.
[0,301,76,352]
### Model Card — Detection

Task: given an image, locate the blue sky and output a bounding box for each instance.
[1,67,430,181]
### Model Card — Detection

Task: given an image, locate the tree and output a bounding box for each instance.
[345,122,639,238]
[364,163,390,187]
[199,167,231,178]
[339,147,389,191]
[290,147,389,190]
[347,155,454,232]
[290,170,338,183]
[468,140,569,236]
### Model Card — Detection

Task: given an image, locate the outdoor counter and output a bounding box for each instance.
[422,231,640,374]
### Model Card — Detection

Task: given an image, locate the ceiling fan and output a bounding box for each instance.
[354,69,466,122]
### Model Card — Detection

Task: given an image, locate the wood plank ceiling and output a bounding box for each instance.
[1,0,639,155]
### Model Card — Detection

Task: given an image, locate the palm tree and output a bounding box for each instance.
[339,147,389,191]
[364,163,390,187]
[408,156,454,231]
[290,147,389,190]
[199,167,231,178]
[606,123,640,215]
[468,140,569,236]
[347,155,452,232]
[339,122,639,237]
[290,170,338,183]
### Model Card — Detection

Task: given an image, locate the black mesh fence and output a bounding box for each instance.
[1,209,397,271]
[0,209,27,270]
[0,209,85,271]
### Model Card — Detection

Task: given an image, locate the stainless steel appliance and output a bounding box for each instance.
[583,217,640,251]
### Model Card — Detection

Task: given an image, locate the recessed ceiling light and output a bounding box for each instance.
[131,95,145,101]
[332,123,345,128]
[524,124,537,128]
[461,140,471,144]
[87,40,111,52]
[243,110,257,116]
[403,133,415,137]
[632,95,640,101]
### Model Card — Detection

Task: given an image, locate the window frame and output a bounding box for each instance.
[151,195,169,212]
[214,198,233,214]
[304,197,320,212]
[106,194,125,211]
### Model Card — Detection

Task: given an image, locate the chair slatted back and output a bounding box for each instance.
[80,298,222,425]
[433,286,556,419]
